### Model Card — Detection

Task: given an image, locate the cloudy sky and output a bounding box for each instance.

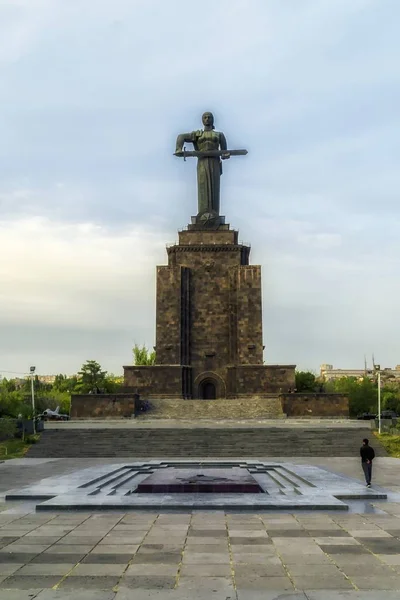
[0,0,399,378]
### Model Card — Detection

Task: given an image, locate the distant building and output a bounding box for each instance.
[37,375,57,384]
[320,364,400,381]
[6,374,76,387]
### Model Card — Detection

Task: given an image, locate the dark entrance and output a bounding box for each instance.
[199,380,216,400]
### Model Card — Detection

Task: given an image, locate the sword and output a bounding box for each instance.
[174,148,248,161]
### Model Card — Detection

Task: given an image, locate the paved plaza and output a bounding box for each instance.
[1,456,400,599]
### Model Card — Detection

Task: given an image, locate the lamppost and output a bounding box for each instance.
[374,364,381,434]
[30,366,36,435]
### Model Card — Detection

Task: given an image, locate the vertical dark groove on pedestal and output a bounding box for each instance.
[180,267,192,398]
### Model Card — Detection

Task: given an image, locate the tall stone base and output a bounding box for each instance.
[124,224,295,399]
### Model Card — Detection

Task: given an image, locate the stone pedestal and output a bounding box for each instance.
[123,223,295,399]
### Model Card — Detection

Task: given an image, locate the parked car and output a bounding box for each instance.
[379,410,398,419]
[357,412,376,420]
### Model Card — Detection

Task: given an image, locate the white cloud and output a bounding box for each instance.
[0,216,166,330]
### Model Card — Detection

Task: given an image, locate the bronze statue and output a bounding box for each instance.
[174,112,247,222]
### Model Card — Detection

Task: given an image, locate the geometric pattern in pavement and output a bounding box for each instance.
[5,460,387,511]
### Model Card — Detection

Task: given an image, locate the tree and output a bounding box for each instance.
[328,376,378,417]
[76,360,108,394]
[103,374,124,394]
[381,381,400,414]
[0,378,26,417]
[295,371,317,392]
[133,344,156,366]
[53,374,79,394]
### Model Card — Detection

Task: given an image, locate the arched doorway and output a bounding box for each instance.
[194,371,226,399]
[199,379,216,400]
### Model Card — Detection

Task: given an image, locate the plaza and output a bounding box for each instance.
[1,431,400,599]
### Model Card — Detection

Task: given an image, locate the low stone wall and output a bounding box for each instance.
[280,393,349,418]
[70,394,136,419]
[70,392,349,419]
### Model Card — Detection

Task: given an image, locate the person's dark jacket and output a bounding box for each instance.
[360,445,375,463]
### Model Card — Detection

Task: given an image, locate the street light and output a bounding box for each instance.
[30,366,36,435]
[375,364,381,434]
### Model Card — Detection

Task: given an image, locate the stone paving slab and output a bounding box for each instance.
[0,575,61,588]
[0,592,44,600]
[36,592,115,600]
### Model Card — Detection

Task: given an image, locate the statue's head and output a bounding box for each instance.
[202,112,215,130]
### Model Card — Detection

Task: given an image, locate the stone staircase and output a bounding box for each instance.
[27,427,387,458]
[138,396,285,419]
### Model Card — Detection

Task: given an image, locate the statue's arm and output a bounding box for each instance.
[175,132,195,153]
[219,132,230,159]
[219,132,228,152]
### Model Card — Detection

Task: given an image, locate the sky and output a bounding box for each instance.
[0,0,399,378]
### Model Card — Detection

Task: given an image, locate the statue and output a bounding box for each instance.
[174,112,247,226]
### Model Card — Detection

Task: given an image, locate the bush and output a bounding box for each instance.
[25,434,40,444]
[0,418,17,441]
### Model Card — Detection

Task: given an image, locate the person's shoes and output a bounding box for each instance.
[367,483,371,487]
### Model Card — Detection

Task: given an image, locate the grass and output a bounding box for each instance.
[0,436,40,460]
[374,432,400,458]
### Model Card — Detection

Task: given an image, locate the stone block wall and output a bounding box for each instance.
[153,227,265,398]
[155,266,182,364]
[280,393,349,417]
[178,229,238,245]
[228,365,296,396]
[137,397,284,419]
[70,394,135,418]
[123,365,185,398]
[236,266,263,365]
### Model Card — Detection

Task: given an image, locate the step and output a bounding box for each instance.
[27,427,387,459]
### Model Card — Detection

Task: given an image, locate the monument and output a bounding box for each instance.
[123,112,296,400]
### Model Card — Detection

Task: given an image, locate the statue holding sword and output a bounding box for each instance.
[174,112,247,225]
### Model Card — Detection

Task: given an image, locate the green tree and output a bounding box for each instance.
[53,374,79,394]
[0,379,26,418]
[133,344,156,366]
[327,376,378,417]
[295,371,317,392]
[103,374,124,394]
[381,381,400,414]
[76,360,108,394]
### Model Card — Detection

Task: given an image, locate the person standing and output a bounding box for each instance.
[360,438,375,487]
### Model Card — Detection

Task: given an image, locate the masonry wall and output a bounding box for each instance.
[236,266,263,364]
[280,393,349,417]
[136,397,284,419]
[123,365,184,398]
[155,266,182,364]
[154,228,265,398]
[228,365,296,396]
[70,394,135,418]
